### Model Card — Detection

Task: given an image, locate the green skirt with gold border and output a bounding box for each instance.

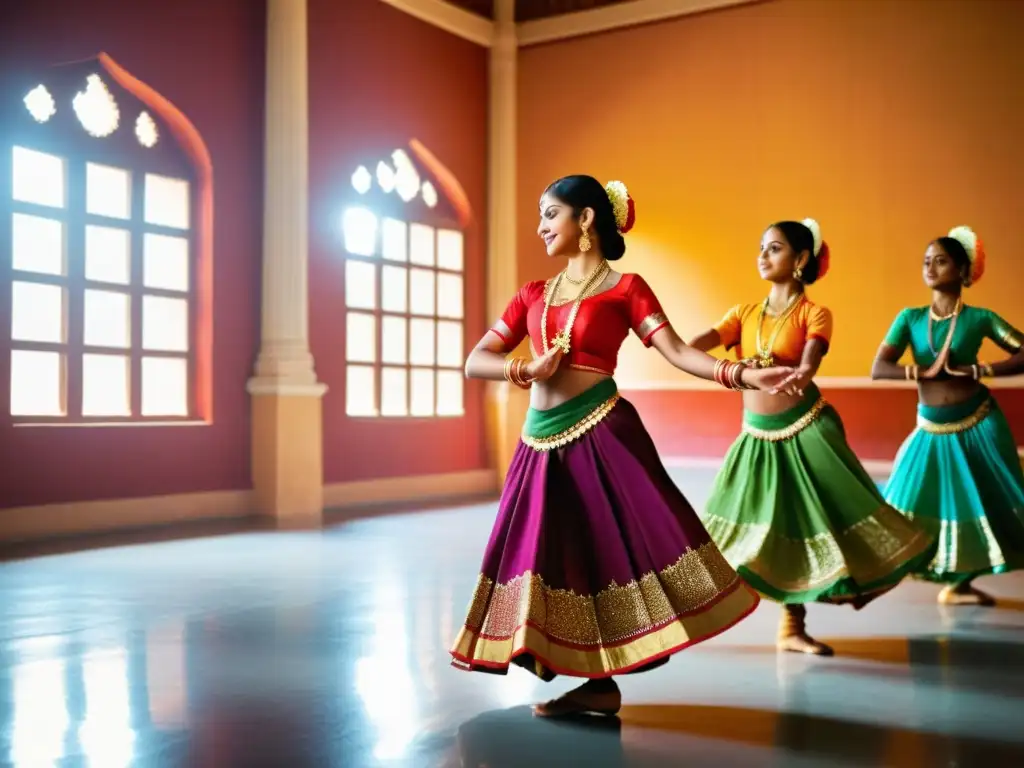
[699,384,935,604]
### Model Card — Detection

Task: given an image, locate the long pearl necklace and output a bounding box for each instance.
[541,261,610,354]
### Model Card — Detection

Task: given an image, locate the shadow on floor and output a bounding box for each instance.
[449,705,625,767]
[442,699,1024,767]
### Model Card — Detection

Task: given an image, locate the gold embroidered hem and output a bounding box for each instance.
[891,503,1009,575]
[460,541,740,646]
[450,580,757,677]
[742,398,828,442]
[521,393,620,451]
[701,505,934,593]
[916,398,992,434]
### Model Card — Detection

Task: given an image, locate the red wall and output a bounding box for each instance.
[0,0,264,508]
[308,0,489,484]
[626,388,1024,461]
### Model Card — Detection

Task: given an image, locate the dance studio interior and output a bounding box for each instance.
[2,0,1023,765]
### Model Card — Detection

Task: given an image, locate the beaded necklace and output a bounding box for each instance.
[750,293,804,368]
[541,261,610,354]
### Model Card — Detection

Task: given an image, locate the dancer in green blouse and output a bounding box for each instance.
[872,226,1024,605]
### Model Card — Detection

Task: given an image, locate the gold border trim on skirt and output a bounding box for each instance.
[451,580,757,677]
[450,541,759,676]
[916,397,992,435]
[742,398,827,442]
[701,505,934,593]
[521,393,620,451]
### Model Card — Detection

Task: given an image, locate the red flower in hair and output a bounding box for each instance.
[621,197,636,234]
[816,241,831,280]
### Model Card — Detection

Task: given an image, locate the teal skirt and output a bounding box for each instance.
[700,385,935,604]
[883,386,1024,583]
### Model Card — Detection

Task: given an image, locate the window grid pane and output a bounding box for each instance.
[11,350,64,416]
[142,357,189,416]
[8,152,196,422]
[342,212,465,418]
[85,225,131,285]
[86,163,131,220]
[82,354,130,416]
[12,282,64,343]
[12,214,64,276]
[12,146,65,208]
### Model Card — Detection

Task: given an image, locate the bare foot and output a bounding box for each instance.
[938,585,996,606]
[532,681,622,718]
[777,632,834,656]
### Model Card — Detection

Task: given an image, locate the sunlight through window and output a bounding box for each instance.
[341,151,465,418]
[9,64,197,423]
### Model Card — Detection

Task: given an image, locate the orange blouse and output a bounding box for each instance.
[490,274,669,376]
[713,297,832,366]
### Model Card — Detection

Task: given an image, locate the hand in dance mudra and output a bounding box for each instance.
[525,346,565,382]
[747,365,798,392]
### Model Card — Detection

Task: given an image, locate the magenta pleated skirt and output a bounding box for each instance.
[450,382,759,680]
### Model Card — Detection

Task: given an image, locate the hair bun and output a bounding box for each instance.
[605,180,635,234]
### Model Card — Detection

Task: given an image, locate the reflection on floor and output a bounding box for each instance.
[1,467,1023,767]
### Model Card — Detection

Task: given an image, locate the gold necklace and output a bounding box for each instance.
[751,293,804,368]
[542,261,609,354]
[929,297,962,322]
[928,296,962,355]
[563,271,585,286]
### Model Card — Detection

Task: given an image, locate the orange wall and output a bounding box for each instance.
[308,0,489,483]
[518,0,1024,384]
[517,0,1024,458]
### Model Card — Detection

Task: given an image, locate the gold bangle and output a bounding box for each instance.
[510,358,531,389]
[731,362,744,390]
[981,362,994,378]
[713,359,726,387]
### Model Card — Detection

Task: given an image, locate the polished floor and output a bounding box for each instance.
[2,467,1024,767]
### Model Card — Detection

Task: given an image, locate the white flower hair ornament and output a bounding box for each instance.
[604,180,636,234]
[948,225,986,286]
[800,217,831,280]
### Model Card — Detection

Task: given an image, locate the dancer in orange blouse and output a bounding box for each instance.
[690,219,933,655]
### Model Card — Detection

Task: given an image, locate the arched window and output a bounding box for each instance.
[340,142,470,418]
[2,54,211,424]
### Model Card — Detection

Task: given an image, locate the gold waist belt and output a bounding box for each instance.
[916,397,992,435]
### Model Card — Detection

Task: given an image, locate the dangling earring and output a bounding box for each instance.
[578,229,592,253]
[793,265,803,282]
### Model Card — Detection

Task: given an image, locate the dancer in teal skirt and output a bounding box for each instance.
[691,219,933,655]
[872,226,1024,605]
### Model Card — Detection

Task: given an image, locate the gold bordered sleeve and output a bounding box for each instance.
[987,309,1024,353]
[629,275,670,347]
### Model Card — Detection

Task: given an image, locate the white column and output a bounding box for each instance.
[487,0,518,325]
[485,0,523,481]
[248,0,325,395]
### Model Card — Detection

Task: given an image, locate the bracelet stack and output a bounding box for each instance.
[905,365,919,381]
[977,362,994,379]
[714,359,751,391]
[503,357,533,389]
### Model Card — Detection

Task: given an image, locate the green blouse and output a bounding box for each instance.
[883,305,1024,367]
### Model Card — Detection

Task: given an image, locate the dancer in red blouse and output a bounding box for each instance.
[449,175,792,717]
